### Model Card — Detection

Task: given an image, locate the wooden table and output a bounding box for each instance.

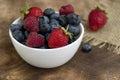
[0,0,120,80]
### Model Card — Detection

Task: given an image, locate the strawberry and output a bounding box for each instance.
[59,4,74,15]
[48,27,72,48]
[24,16,39,32]
[20,3,43,19]
[26,32,45,47]
[88,7,107,31]
[25,7,43,19]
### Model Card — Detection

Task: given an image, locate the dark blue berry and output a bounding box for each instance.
[82,44,92,52]
[49,19,59,30]
[24,30,29,39]
[50,13,60,20]
[44,33,50,41]
[68,25,80,37]
[39,23,51,33]
[68,38,75,44]
[38,16,49,25]
[12,30,25,42]
[11,24,23,32]
[39,34,45,38]
[58,15,68,27]
[66,13,81,26]
[21,41,26,45]
[39,44,49,49]
[44,8,55,17]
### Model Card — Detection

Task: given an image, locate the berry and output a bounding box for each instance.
[82,44,92,52]
[27,7,43,18]
[12,30,25,42]
[44,33,50,42]
[44,8,55,17]
[39,23,51,33]
[88,7,107,31]
[24,30,29,39]
[59,4,74,15]
[49,19,59,30]
[48,28,69,48]
[38,16,49,25]
[50,13,60,20]
[21,42,26,45]
[66,13,81,26]
[68,38,75,44]
[68,25,80,37]
[21,6,43,19]
[11,24,23,32]
[26,32,45,47]
[24,16,39,32]
[39,44,49,49]
[58,15,68,27]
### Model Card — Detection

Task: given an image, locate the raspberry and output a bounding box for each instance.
[59,4,74,15]
[26,32,45,47]
[24,16,39,32]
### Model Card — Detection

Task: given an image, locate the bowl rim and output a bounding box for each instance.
[9,17,84,51]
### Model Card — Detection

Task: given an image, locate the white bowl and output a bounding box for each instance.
[9,17,84,68]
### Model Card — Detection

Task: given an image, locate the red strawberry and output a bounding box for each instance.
[59,4,74,15]
[24,16,39,32]
[26,32,45,47]
[25,7,43,19]
[20,3,43,19]
[88,7,107,31]
[48,28,69,48]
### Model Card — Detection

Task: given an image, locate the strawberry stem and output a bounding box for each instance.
[96,6,107,14]
[20,2,30,18]
[66,25,69,31]
[60,26,73,39]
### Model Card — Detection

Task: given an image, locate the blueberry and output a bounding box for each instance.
[39,44,49,49]
[49,19,59,30]
[44,33,50,41]
[12,30,25,42]
[39,34,45,38]
[58,15,68,27]
[11,24,23,32]
[24,30,29,39]
[50,13,60,20]
[68,38,75,44]
[21,41,26,45]
[38,16,49,25]
[68,25,80,37]
[39,23,51,33]
[82,44,92,52]
[66,13,81,26]
[44,8,55,17]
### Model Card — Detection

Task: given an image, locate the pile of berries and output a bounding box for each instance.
[11,4,81,49]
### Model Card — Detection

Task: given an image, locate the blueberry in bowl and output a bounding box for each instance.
[9,4,84,68]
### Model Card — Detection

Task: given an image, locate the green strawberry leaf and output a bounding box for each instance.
[61,26,73,39]
[20,2,30,18]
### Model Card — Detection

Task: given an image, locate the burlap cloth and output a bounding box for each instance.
[83,0,120,54]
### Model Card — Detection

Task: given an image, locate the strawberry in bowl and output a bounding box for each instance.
[9,4,84,68]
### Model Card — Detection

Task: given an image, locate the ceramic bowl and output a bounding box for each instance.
[9,17,84,68]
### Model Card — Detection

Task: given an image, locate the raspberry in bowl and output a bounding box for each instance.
[9,4,84,68]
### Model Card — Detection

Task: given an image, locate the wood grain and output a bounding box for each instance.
[0,0,120,80]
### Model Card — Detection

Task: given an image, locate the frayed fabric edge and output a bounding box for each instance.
[83,34,120,54]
